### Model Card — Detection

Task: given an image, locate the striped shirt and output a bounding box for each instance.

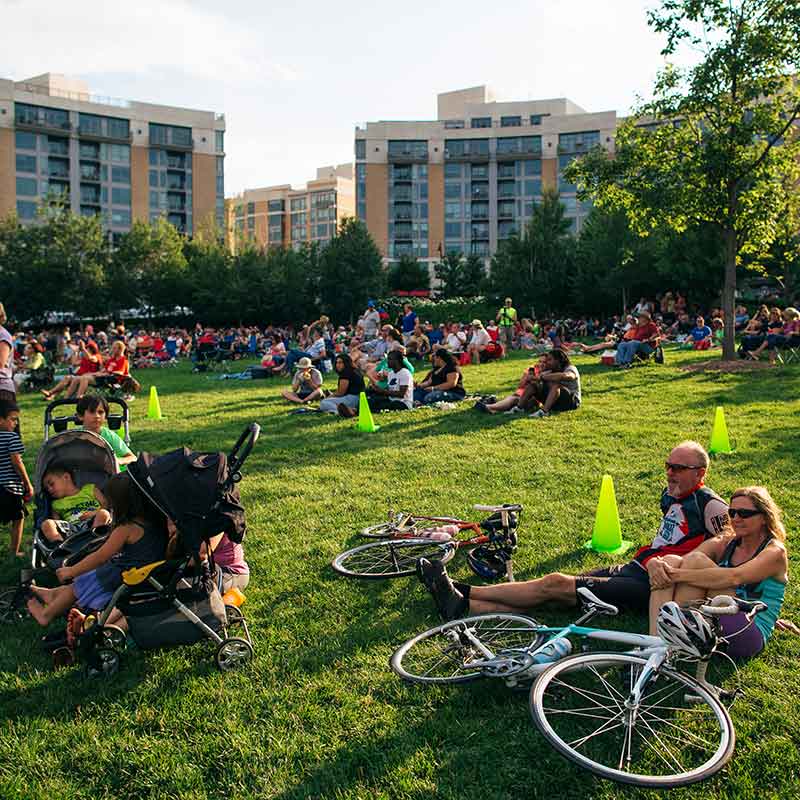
[0,430,24,494]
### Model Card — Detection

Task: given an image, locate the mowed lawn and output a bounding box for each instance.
[0,350,798,800]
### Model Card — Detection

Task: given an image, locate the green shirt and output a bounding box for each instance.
[52,483,99,522]
[82,426,132,471]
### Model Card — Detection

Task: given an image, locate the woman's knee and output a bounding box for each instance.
[681,551,717,570]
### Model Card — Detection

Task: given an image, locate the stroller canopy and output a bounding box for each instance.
[34,429,118,495]
[127,447,246,558]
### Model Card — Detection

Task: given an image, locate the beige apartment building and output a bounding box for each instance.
[226,164,355,253]
[0,73,225,241]
[355,85,617,264]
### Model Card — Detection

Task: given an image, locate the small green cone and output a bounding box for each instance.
[584,474,632,555]
[356,392,379,432]
[709,406,733,454]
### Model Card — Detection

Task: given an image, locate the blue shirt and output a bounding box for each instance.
[690,325,711,342]
[402,311,417,334]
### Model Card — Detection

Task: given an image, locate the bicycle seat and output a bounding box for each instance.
[473,503,523,513]
[577,587,618,616]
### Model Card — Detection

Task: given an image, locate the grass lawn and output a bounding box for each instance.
[1,349,798,800]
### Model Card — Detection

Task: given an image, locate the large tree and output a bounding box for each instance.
[387,255,430,292]
[568,0,800,359]
[318,217,384,322]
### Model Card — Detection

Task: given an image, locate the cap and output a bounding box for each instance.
[296,357,313,369]
[471,319,483,327]
[367,300,375,307]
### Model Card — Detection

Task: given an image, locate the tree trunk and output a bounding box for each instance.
[722,226,737,360]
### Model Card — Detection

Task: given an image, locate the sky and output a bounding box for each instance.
[1,0,676,196]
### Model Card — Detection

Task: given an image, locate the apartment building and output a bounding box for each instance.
[226,164,355,253]
[0,73,225,241]
[354,86,617,263]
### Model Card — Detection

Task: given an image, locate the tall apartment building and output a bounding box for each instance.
[355,86,617,263]
[0,73,225,241]
[226,164,355,253]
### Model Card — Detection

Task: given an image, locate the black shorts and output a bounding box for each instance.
[574,561,650,612]
[0,488,26,522]
[551,388,580,413]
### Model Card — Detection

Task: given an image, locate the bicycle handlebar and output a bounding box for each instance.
[473,504,523,513]
[699,595,767,618]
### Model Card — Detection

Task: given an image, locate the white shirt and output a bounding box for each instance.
[470,329,490,348]
[307,338,326,358]
[445,332,466,351]
[386,367,413,408]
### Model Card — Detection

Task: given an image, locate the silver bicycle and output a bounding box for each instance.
[392,588,765,788]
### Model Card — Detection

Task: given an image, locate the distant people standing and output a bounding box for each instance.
[496,297,517,353]
[359,301,381,342]
[401,304,417,344]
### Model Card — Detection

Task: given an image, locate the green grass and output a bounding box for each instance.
[1,350,799,800]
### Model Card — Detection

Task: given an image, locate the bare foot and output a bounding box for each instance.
[40,390,52,399]
[26,597,50,626]
[30,584,54,602]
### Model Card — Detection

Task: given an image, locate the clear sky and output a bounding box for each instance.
[2,0,675,196]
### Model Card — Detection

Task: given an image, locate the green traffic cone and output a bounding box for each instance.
[356,392,379,432]
[709,406,733,454]
[584,474,632,555]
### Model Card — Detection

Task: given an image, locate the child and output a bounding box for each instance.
[690,315,713,350]
[40,463,111,544]
[0,399,33,556]
[76,395,136,470]
[27,473,166,627]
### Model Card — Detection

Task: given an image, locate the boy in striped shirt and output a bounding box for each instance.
[0,399,33,556]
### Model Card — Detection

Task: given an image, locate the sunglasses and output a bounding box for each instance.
[664,462,703,472]
[728,507,762,519]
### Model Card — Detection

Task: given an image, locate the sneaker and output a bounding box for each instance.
[529,409,549,418]
[416,557,467,621]
[504,406,523,415]
[474,400,488,413]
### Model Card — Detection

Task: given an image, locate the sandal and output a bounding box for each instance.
[66,607,86,649]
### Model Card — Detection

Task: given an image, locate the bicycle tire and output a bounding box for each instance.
[529,652,735,788]
[391,614,544,685]
[359,521,412,539]
[331,539,455,579]
[0,588,27,623]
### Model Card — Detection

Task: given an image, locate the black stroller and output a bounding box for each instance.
[78,423,260,678]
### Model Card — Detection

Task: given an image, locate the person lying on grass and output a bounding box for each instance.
[417,441,729,621]
[39,463,112,544]
[27,473,166,627]
[76,395,136,469]
[647,485,794,659]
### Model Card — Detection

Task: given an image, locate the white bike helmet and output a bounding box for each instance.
[656,601,718,660]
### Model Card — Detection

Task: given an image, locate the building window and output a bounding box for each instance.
[470,163,488,179]
[291,197,306,211]
[445,202,461,220]
[15,131,37,150]
[387,140,428,159]
[110,144,130,164]
[268,199,284,212]
[501,115,521,127]
[16,200,37,219]
[16,154,36,173]
[78,114,103,136]
[471,117,491,128]
[15,103,70,131]
[149,123,192,147]
[107,117,130,139]
[111,209,132,226]
[112,187,131,205]
[16,177,38,196]
[355,139,366,160]
[523,160,542,176]
[215,131,224,152]
[523,179,542,197]
[558,130,601,153]
[444,183,461,199]
[444,163,462,179]
[445,139,489,158]
[444,120,465,129]
[444,222,461,238]
[530,115,542,125]
[112,166,130,184]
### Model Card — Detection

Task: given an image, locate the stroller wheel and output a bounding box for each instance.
[224,604,245,625]
[215,637,253,672]
[99,625,127,653]
[0,588,27,623]
[84,647,120,679]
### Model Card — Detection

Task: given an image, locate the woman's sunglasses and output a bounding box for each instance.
[728,507,762,519]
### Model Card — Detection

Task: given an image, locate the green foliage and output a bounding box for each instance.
[488,189,575,315]
[318,217,385,322]
[460,254,486,297]
[567,0,800,355]
[374,295,495,326]
[432,252,486,298]
[387,255,430,292]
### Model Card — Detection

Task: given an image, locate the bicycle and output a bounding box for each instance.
[391,588,765,788]
[331,504,521,580]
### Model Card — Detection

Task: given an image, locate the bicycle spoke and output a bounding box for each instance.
[567,712,626,750]
[635,715,688,774]
[549,677,625,711]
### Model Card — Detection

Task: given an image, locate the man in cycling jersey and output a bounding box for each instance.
[418,440,730,620]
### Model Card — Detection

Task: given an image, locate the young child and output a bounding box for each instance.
[76,395,136,470]
[27,473,167,627]
[0,399,33,556]
[40,463,111,544]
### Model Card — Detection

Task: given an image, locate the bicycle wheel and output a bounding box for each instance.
[530,652,735,788]
[0,588,27,623]
[359,521,412,539]
[332,539,455,579]
[391,614,545,685]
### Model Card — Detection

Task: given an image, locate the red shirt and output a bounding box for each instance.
[631,322,659,342]
[76,356,100,375]
[105,355,129,376]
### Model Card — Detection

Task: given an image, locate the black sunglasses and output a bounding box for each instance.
[664,462,703,472]
[728,507,762,519]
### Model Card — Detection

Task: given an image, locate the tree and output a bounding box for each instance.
[460,254,486,297]
[387,255,430,292]
[433,251,463,298]
[489,189,574,315]
[568,0,800,359]
[318,217,384,322]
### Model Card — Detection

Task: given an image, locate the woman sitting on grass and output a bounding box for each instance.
[319,354,365,414]
[413,349,466,406]
[647,486,790,659]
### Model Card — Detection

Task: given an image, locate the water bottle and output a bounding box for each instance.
[530,638,572,666]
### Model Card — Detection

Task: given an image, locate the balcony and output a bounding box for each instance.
[497,203,515,220]
[470,226,490,241]
[471,203,489,220]
[392,187,413,202]
[444,146,489,162]
[167,155,188,170]
[80,188,101,205]
[80,164,101,182]
[78,121,132,142]
[16,113,71,134]
[387,146,428,163]
[393,225,413,241]
[497,181,517,198]
[393,203,413,221]
[496,146,542,161]
[48,166,70,179]
[557,142,590,155]
[470,184,489,200]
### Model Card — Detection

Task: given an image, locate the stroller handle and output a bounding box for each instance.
[228,422,260,472]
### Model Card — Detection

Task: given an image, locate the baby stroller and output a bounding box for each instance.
[31,428,119,572]
[78,423,260,678]
[21,363,56,394]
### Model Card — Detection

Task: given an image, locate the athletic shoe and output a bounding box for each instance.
[504,406,523,415]
[529,409,549,418]
[416,557,467,621]
[474,401,488,413]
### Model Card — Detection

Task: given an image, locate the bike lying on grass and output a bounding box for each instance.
[391,588,765,788]
[331,504,521,580]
